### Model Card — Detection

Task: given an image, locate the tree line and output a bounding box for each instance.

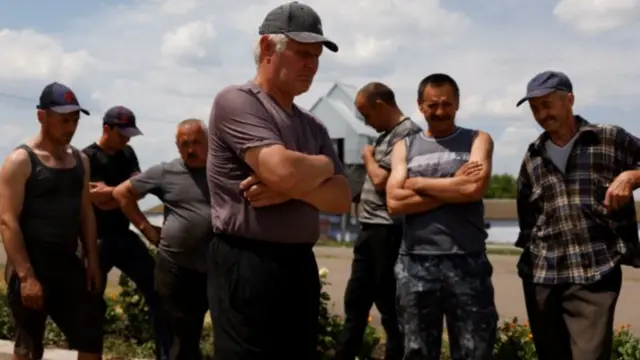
[486,174,517,199]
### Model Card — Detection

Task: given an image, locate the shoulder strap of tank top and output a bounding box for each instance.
[71,148,85,179]
[15,144,38,171]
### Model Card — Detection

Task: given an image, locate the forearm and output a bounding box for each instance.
[363,156,388,190]
[408,176,480,203]
[387,188,442,215]
[89,185,116,204]
[0,222,34,279]
[296,175,351,214]
[265,153,333,198]
[95,198,120,210]
[114,188,152,230]
[79,208,99,263]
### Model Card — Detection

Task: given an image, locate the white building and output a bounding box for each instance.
[308,82,378,165]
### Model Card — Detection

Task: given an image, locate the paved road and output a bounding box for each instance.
[314,246,640,330]
[4,245,640,331]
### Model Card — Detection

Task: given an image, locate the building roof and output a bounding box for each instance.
[308,82,378,138]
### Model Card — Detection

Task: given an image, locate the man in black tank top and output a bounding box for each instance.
[82,106,170,360]
[0,82,104,359]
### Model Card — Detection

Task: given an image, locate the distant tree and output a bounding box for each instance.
[486,173,517,199]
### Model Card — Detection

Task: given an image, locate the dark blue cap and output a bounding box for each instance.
[103,106,143,137]
[259,2,338,52]
[516,71,573,107]
[37,82,90,115]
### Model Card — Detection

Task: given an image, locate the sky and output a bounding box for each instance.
[1,0,640,208]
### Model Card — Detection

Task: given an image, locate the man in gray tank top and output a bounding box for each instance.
[0,82,104,360]
[386,74,497,360]
[335,82,421,360]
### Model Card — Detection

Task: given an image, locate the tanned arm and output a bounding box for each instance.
[362,149,389,191]
[386,140,442,215]
[244,145,335,199]
[0,149,34,281]
[405,131,494,203]
[79,153,99,267]
[294,175,351,214]
[113,180,156,237]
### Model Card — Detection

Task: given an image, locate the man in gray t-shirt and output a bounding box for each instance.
[206,3,351,359]
[336,82,421,360]
[114,119,211,360]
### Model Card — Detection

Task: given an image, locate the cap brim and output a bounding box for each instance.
[285,32,339,52]
[49,105,90,116]
[115,126,143,137]
[515,88,556,107]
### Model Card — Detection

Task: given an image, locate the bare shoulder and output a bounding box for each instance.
[1,148,31,179]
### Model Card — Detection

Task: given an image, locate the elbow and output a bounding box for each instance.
[460,183,485,202]
[386,198,403,216]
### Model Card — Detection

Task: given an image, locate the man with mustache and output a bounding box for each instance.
[0,82,104,360]
[335,82,421,360]
[515,70,640,360]
[113,119,211,360]
[83,106,170,360]
[206,2,352,359]
[386,73,497,360]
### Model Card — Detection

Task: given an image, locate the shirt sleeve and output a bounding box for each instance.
[317,122,345,175]
[127,146,142,175]
[210,87,284,159]
[379,122,420,171]
[82,147,103,182]
[129,163,164,199]
[616,127,640,170]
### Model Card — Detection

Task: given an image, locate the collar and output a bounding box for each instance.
[528,115,600,155]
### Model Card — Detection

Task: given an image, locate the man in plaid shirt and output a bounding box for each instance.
[516,70,640,360]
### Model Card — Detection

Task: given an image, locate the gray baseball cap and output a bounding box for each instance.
[516,71,574,107]
[259,2,339,52]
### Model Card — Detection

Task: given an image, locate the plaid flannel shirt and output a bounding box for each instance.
[516,116,640,285]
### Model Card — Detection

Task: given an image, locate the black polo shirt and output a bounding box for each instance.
[83,143,141,237]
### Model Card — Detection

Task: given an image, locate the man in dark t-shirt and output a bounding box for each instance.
[83,106,170,360]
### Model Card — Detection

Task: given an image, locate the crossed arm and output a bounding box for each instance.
[403,131,494,203]
[386,140,443,215]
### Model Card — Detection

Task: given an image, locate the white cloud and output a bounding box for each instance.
[0,0,639,178]
[0,29,94,82]
[554,0,640,33]
[161,20,216,60]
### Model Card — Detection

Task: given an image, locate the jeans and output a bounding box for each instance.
[100,229,171,360]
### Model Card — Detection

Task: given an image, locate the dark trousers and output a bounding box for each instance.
[7,253,105,359]
[207,233,320,360]
[335,223,404,360]
[395,253,497,360]
[155,251,209,360]
[523,265,622,360]
[100,230,171,360]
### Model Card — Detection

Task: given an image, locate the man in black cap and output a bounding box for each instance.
[207,2,350,360]
[0,82,104,359]
[516,70,640,360]
[83,106,171,360]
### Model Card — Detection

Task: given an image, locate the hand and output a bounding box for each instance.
[20,276,44,310]
[455,161,483,177]
[361,145,375,161]
[243,182,290,207]
[605,172,635,211]
[90,181,108,190]
[239,174,261,191]
[85,262,103,294]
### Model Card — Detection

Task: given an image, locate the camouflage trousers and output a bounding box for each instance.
[395,253,498,360]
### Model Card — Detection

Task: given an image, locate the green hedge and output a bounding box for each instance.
[0,268,381,359]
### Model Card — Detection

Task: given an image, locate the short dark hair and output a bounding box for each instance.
[417,73,460,102]
[357,82,398,108]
